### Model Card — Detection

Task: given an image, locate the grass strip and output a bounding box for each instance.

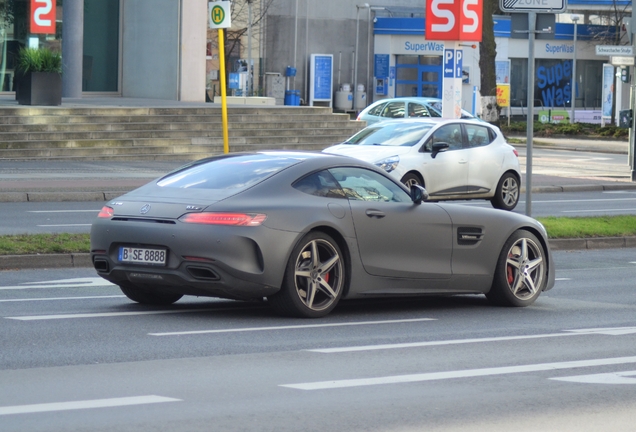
[0,216,635,255]
[0,233,90,255]
[537,215,636,239]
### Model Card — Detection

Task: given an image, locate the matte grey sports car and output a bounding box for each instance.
[91,151,555,318]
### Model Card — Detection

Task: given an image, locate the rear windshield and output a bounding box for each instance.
[157,154,298,190]
[345,122,434,147]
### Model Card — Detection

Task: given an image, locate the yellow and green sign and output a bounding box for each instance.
[209,1,231,29]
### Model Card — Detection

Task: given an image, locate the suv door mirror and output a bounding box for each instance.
[431,142,450,159]
[410,184,429,204]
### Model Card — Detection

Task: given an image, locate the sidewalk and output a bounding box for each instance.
[1,136,635,202]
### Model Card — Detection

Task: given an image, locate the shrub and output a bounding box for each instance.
[17,47,62,75]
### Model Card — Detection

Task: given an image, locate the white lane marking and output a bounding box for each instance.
[555,278,571,281]
[37,224,92,227]
[0,295,125,303]
[566,326,636,336]
[0,278,115,291]
[149,318,437,336]
[551,370,636,384]
[280,356,636,390]
[532,198,636,203]
[27,210,100,213]
[5,309,214,321]
[561,208,636,213]
[0,395,180,416]
[307,327,636,354]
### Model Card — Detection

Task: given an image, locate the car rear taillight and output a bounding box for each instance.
[180,212,267,226]
[356,115,362,121]
[97,206,114,218]
[513,149,519,157]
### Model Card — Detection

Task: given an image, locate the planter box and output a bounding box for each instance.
[17,72,62,106]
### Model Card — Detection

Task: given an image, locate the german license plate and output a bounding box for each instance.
[118,247,167,265]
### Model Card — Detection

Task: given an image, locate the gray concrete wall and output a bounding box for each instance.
[121,0,179,99]
[264,0,426,104]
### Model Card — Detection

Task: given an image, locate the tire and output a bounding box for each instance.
[400,172,423,188]
[267,232,345,318]
[119,284,183,305]
[486,230,547,307]
[491,172,519,211]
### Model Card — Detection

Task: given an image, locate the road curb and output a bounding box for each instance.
[3,183,636,203]
[1,239,635,270]
[0,253,92,270]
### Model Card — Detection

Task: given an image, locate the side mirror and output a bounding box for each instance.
[431,142,450,159]
[410,184,429,204]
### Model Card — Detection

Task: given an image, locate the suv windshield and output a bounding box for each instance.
[345,123,434,147]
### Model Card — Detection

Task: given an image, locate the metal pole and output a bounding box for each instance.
[526,12,536,217]
[570,16,578,124]
[354,6,361,110]
[293,0,298,90]
[247,0,252,96]
[219,28,230,154]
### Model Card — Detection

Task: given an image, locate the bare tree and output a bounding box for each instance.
[479,0,498,98]
[208,0,274,95]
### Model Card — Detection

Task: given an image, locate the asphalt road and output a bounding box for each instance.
[1,249,635,431]
[2,189,636,235]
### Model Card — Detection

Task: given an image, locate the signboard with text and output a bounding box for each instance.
[596,45,634,56]
[30,0,56,34]
[425,0,483,41]
[500,0,566,13]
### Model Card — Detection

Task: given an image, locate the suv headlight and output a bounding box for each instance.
[375,156,399,173]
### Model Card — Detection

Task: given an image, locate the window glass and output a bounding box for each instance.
[329,167,410,203]
[157,154,298,190]
[293,170,346,199]
[407,103,431,118]
[396,55,418,65]
[380,101,406,119]
[419,56,442,66]
[425,124,464,151]
[396,67,418,81]
[367,102,387,116]
[465,124,494,147]
[396,84,418,97]
[344,122,434,147]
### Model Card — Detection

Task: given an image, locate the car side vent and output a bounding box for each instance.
[457,227,484,246]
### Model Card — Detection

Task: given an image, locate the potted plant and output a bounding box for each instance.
[15,47,62,106]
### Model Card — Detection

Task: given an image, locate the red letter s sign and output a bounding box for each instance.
[31,0,56,35]
[426,0,482,42]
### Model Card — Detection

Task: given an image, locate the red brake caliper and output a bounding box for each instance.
[507,265,514,284]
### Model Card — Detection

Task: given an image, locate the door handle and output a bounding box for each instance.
[365,209,386,218]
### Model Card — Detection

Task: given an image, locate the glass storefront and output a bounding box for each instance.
[510,58,604,109]
[0,0,119,93]
[395,55,442,98]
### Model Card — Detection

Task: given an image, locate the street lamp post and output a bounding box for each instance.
[354,3,369,110]
[570,14,580,124]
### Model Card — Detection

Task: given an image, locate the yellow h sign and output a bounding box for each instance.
[209,1,231,29]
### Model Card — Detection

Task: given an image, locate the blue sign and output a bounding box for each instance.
[443,49,454,78]
[455,50,463,79]
[374,54,390,79]
[313,55,333,100]
[229,73,240,89]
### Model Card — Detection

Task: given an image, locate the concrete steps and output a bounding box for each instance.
[0,106,365,161]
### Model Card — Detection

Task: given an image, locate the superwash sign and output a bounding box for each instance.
[425,0,483,42]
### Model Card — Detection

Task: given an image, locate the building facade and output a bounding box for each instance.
[0,0,631,119]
